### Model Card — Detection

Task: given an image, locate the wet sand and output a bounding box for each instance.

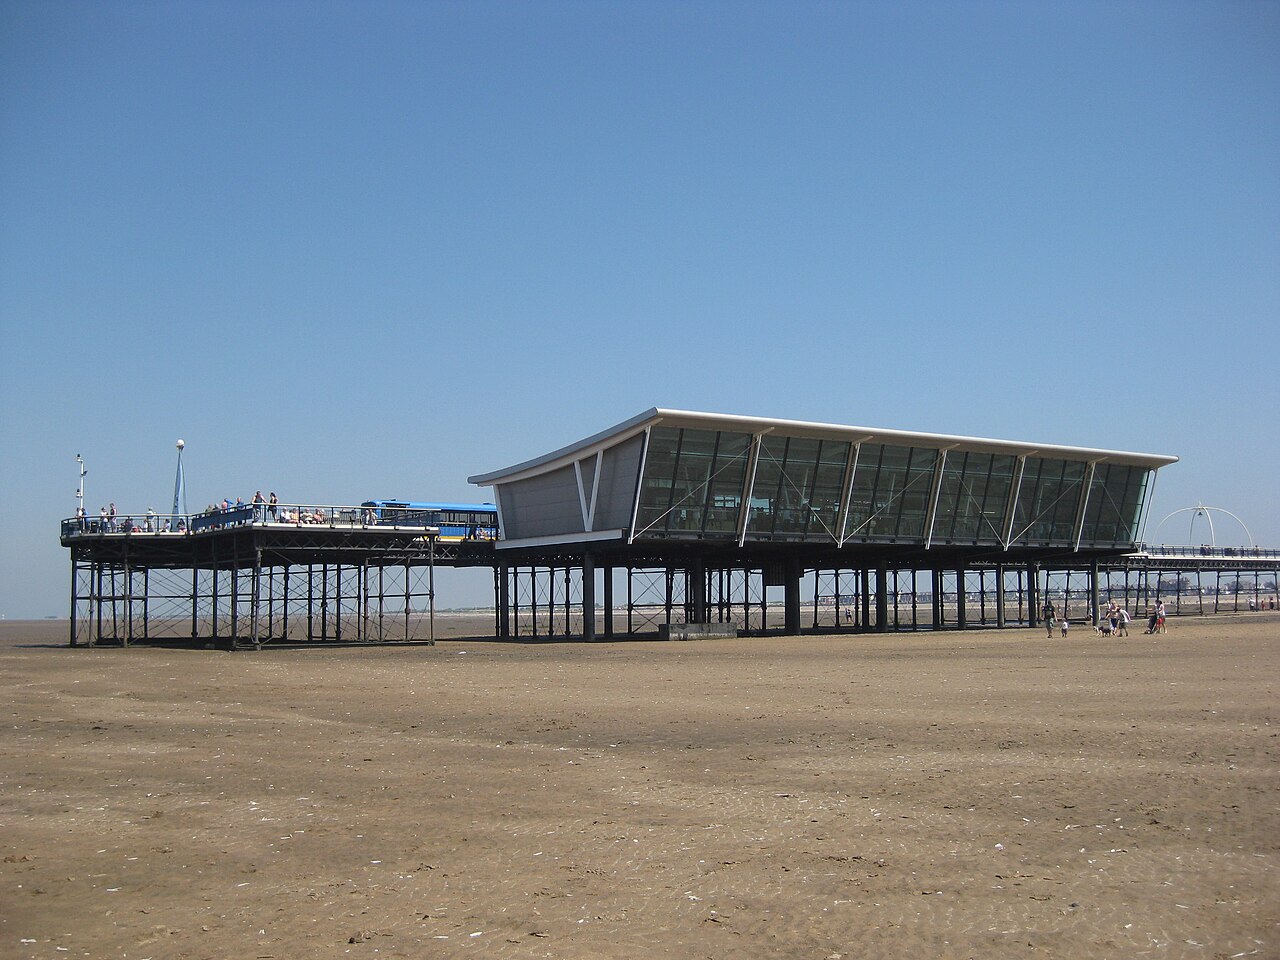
[2,615,1276,959]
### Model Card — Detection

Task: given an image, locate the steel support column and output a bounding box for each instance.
[996,564,1006,628]
[1089,560,1100,626]
[602,563,613,639]
[583,551,596,641]
[875,562,888,633]
[1028,564,1039,629]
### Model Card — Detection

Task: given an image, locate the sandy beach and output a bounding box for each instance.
[2,614,1276,959]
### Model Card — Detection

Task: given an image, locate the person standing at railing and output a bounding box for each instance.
[76,506,86,531]
[253,490,265,522]
[108,502,117,532]
[99,505,108,531]
[268,491,278,521]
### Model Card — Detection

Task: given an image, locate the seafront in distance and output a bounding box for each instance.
[2,614,1276,959]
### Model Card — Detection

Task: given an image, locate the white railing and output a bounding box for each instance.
[59,502,491,538]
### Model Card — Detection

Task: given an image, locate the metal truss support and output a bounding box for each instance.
[61,526,1280,647]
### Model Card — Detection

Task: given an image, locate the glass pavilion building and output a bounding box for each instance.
[470,409,1178,638]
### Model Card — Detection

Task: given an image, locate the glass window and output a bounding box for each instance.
[842,443,937,541]
[634,426,682,534]
[890,446,937,539]
[702,431,751,536]
[1081,464,1150,545]
[932,452,1017,543]
[804,439,851,540]
[746,435,790,536]
[1011,457,1087,544]
[666,428,717,533]
[745,436,851,541]
[843,443,884,538]
[633,426,752,537]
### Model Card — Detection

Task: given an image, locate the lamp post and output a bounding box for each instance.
[171,440,187,529]
[75,454,86,527]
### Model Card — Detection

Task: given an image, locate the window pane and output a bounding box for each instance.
[1082,464,1149,545]
[933,452,1018,544]
[703,431,752,536]
[746,435,789,536]
[981,455,1017,543]
[892,447,937,539]
[1012,457,1086,544]
[775,437,820,537]
[843,444,936,541]
[804,439,850,541]
[666,428,718,533]
[843,444,879,538]
[634,426,682,534]
[936,452,984,541]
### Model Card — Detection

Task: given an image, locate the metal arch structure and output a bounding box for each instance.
[1152,503,1255,549]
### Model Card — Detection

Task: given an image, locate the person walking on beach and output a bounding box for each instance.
[1042,598,1057,638]
[1146,599,1167,634]
[1118,607,1131,637]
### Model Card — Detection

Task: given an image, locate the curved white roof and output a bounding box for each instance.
[470,408,1179,486]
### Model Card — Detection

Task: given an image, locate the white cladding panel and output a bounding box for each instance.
[495,434,644,541]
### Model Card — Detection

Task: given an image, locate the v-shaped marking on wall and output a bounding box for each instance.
[574,451,603,533]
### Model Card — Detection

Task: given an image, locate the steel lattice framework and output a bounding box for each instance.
[62,516,1280,646]
[64,519,495,648]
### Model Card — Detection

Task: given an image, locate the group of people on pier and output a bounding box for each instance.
[76,502,179,534]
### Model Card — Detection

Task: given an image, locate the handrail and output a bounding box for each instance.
[1131,543,1280,560]
[60,502,495,540]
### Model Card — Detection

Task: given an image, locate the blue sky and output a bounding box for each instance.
[2,0,1277,617]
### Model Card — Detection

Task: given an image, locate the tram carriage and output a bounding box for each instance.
[361,500,499,541]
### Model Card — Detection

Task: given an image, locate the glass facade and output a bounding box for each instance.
[843,443,939,540]
[633,426,1154,549]
[931,451,1018,544]
[1010,457,1088,545]
[745,435,850,540]
[633,426,752,537]
[1080,463,1149,545]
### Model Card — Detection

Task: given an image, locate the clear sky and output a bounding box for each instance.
[2,0,1277,617]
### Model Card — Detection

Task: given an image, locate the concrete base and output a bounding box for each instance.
[658,623,739,641]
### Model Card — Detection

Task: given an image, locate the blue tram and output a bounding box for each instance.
[361,500,499,540]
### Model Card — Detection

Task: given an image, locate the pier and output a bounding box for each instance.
[61,510,1278,647]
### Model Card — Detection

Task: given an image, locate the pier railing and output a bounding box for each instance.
[60,503,454,539]
[1132,543,1280,560]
